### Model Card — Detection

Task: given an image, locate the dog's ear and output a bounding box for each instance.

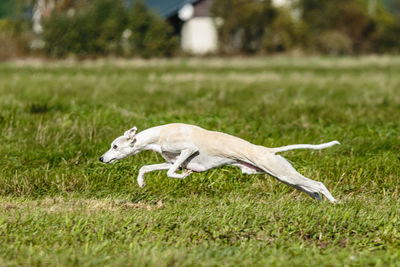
[124,126,137,140]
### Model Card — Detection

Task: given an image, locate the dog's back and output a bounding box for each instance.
[158,123,263,162]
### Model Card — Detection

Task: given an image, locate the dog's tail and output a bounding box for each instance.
[270,140,340,154]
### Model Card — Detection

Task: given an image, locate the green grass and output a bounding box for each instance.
[1,56,400,266]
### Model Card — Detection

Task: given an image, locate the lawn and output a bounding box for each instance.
[0,57,399,266]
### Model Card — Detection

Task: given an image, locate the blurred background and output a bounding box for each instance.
[0,0,400,60]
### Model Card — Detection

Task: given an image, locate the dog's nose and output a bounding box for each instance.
[99,156,104,162]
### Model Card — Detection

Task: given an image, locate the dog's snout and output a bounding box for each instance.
[99,156,104,162]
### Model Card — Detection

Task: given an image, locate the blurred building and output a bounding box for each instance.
[141,0,291,54]
[32,0,55,34]
[139,0,218,55]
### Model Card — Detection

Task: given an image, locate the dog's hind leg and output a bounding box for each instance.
[256,154,337,203]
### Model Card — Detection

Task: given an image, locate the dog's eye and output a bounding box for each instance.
[113,145,118,149]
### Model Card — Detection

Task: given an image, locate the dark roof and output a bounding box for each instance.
[128,0,200,18]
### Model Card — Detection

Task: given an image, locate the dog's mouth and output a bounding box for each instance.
[105,158,117,164]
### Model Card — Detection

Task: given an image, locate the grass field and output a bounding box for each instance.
[1,56,400,266]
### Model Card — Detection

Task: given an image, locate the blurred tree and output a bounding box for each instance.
[0,0,33,20]
[87,0,129,53]
[298,0,376,53]
[371,1,400,53]
[383,0,400,18]
[0,0,33,60]
[43,0,128,57]
[262,7,307,53]
[0,0,15,18]
[125,1,178,57]
[42,0,178,58]
[299,0,400,54]
[212,0,277,54]
[3,0,400,57]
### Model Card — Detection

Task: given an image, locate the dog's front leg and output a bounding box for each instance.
[167,147,197,179]
[137,163,172,187]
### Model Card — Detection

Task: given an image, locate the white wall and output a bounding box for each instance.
[181,17,218,55]
[32,0,55,34]
[272,0,290,7]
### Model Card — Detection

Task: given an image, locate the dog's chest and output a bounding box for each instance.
[161,149,234,172]
[160,151,180,163]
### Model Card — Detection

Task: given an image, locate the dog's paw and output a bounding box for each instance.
[331,199,341,204]
[137,178,145,188]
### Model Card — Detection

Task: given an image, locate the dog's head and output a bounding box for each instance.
[99,127,138,164]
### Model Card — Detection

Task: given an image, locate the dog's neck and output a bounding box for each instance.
[134,127,162,153]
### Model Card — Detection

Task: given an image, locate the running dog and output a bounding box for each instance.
[100,123,340,202]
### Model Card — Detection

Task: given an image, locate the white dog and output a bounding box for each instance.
[100,123,340,202]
